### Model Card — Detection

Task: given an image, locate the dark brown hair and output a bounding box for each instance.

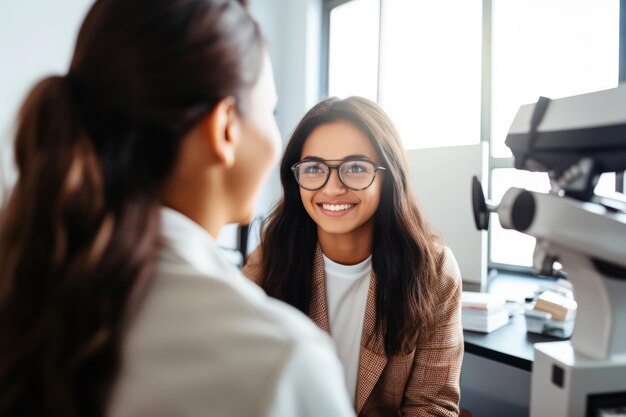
[0,1,262,415]
[257,96,440,356]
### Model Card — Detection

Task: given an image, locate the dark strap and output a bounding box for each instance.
[237,224,250,266]
[517,96,551,170]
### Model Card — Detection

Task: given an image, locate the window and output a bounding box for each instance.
[326,0,482,149]
[379,0,482,149]
[323,0,625,271]
[491,0,619,157]
[328,0,380,101]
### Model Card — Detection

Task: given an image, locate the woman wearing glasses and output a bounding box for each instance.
[244,96,463,416]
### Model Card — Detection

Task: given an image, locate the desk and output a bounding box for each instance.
[464,313,556,371]
[460,272,565,417]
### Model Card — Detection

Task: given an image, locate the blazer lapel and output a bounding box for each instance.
[355,271,387,414]
[308,245,330,334]
[308,245,387,413]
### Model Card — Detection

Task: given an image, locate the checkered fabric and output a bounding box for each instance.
[243,245,463,417]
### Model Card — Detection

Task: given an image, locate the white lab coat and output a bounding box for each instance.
[108,208,355,417]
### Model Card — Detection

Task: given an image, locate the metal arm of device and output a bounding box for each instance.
[472,85,626,361]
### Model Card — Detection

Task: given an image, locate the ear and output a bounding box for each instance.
[201,96,240,168]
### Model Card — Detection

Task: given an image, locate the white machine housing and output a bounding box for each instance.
[488,86,626,417]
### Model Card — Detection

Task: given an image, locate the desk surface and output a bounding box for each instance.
[462,272,564,371]
[463,314,557,371]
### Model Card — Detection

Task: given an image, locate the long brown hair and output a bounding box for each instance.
[258,96,440,356]
[0,1,263,415]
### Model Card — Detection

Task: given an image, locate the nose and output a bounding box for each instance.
[321,167,347,195]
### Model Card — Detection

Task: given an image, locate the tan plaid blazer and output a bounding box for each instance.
[243,244,463,417]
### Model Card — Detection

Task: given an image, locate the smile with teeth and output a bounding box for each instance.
[321,203,355,212]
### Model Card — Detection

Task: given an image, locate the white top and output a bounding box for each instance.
[323,253,372,403]
[108,208,355,417]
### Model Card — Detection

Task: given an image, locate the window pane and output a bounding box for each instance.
[491,0,619,157]
[380,0,482,149]
[328,0,379,101]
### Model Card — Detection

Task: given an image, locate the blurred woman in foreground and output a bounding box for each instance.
[0,1,354,416]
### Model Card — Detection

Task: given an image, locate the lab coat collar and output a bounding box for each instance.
[159,207,237,279]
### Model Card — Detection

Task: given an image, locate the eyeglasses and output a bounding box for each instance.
[291,158,386,191]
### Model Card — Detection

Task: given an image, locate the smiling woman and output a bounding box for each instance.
[243,96,464,416]
[296,121,384,263]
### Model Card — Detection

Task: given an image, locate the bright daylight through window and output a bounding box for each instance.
[326,0,622,269]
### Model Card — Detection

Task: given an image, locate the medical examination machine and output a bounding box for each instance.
[472,86,626,417]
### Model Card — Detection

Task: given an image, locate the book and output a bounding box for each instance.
[462,305,510,333]
[461,291,507,311]
[533,290,577,321]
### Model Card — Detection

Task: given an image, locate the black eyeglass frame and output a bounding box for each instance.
[290,158,387,191]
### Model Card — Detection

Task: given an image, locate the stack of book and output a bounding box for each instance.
[461,291,510,333]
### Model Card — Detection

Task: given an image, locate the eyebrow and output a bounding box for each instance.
[300,154,374,161]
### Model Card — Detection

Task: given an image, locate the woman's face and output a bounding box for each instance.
[298,120,384,239]
[227,52,281,224]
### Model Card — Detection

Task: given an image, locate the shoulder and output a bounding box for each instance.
[242,244,264,286]
[150,257,329,348]
[436,245,461,278]
[132,255,336,365]
[433,244,462,298]
[113,260,339,415]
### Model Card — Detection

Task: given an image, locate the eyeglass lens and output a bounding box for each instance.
[294,160,377,190]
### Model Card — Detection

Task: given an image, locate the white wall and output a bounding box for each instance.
[240,0,323,253]
[0,0,93,200]
[248,0,322,211]
[250,0,321,142]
